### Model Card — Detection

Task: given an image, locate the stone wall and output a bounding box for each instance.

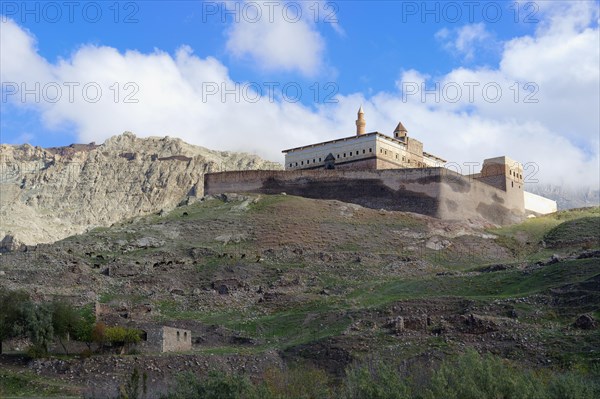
[524,191,558,215]
[161,326,192,353]
[138,325,192,353]
[204,168,525,225]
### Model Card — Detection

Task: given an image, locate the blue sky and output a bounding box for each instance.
[1,1,599,187]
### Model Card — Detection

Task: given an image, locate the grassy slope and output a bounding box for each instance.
[61,197,597,359]
[6,196,598,387]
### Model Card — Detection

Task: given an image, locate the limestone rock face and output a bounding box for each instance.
[0,132,280,249]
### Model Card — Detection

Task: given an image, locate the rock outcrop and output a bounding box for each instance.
[0,132,280,249]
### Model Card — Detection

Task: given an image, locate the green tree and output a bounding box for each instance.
[0,288,31,354]
[104,326,141,354]
[72,306,96,351]
[23,303,54,355]
[50,301,81,355]
[119,367,148,399]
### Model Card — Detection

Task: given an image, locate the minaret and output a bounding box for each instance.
[356,106,366,136]
[393,122,408,139]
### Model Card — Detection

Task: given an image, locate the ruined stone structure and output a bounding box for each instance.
[204,108,556,225]
[139,326,192,353]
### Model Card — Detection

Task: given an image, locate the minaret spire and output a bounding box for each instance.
[356,106,366,135]
[393,122,408,139]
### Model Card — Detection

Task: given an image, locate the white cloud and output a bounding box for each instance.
[0,0,598,190]
[225,1,326,76]
[436,23,495,61]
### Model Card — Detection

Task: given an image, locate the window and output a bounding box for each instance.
[319,158,321,162]
[295,162,298,166]
[363,149,366,154]
[395,154,398,159]
[380,149,383,153]
[301,161,304,165]
[177,331,180,341]
[369,148,372,153]
[343,153,346,157]
[384,150,387,155]
[289,163,292,167]
[184,332,188,341]
[313,159,315,163]
[337,154,340,159]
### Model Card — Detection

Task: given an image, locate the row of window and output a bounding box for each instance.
[509,170,523,180]
[176,330,188,341]
[289,148,373,168]
[288,147,429,168]
[380,148,427,167]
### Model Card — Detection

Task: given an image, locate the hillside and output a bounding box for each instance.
[0,133,280,250]
[0,194,598,397]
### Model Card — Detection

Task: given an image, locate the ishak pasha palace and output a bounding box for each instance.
[205,107,557,225]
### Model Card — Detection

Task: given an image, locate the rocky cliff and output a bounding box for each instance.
[0,132,280,250]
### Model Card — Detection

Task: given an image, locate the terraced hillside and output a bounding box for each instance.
[0,195,598,397]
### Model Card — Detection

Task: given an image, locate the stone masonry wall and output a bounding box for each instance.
[204,168,525,225]
[161,326,192,353]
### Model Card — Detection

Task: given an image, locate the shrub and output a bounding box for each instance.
[263,364,331,399]
[164,371,266,399]
[546,372,598,399]
[339,358,410,399]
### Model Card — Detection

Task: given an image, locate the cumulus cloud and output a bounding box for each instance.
[225,1,327,76]
[436,23,495,61]
[0,1,598,190]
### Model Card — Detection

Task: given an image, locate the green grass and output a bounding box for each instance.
[247,194,289,212]
[491,207,599,245]
[347,258,599,307]
[0,368,80,397]
[544,216,600,248]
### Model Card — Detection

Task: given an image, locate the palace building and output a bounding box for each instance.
[283,107,446,171]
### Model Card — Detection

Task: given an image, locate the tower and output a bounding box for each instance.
[393,122,408,140]
[356,106,366,135]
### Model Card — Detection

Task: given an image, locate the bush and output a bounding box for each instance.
[420,350,600,399]
[25,344,48,359]
[161,351,600,399]
[164,371,267,399]
[104,326,141,345]
[546,372,598,399]
[339,358,410,399]
[263,364,331,399]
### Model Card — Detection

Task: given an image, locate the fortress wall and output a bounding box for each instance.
[205,169,443,217]
[204,168,525,225]
[524,191,558,215]
[437,172,525,225]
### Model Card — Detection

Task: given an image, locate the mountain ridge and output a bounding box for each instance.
[0,132,281,250]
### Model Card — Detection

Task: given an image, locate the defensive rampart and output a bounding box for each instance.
[204,168,525,225]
